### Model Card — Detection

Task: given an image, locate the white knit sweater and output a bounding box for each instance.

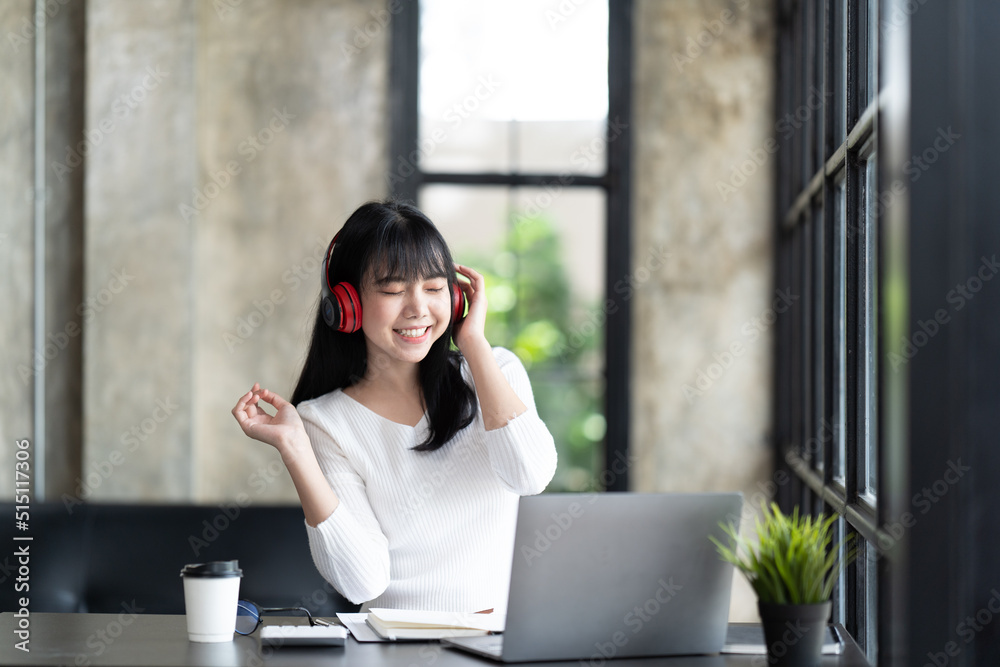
[297,347,557,614]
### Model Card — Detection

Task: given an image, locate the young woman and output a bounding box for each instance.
[231,200,557,614]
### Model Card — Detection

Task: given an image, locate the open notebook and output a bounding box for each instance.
[364,608,505,641]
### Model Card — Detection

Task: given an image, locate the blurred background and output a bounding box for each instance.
[1,0,775,620]
[6,3,1000,663]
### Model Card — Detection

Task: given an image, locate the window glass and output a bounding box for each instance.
[864,540,879,664]
[862,151,878,502]
[419,0,608,174]
[420,185,607,492]
[812,201,825,472]
[813,1,826,174]
[832,0,848,145]
[866,0,878,103]
[832,175,847,483]
[832,516,847,624]
[777,0,882,655]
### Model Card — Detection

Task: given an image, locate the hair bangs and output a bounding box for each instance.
[363,220,452,289]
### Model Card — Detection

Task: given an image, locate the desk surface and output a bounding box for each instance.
[0,613,871,667]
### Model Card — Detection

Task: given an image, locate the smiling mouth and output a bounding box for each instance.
[394,326,430,338]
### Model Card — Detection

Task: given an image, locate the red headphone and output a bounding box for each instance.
[320,233,467,333]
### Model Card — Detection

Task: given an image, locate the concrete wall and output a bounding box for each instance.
[84,0,198,502]
[0,0,86,500]
[1,0,388,503]
[632,0,776,621]
[190,0,388,503]
[3,4,778,610]
[0,0,37,500]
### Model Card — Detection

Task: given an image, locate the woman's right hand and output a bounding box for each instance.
[232,383,307,456]
[233,384,340,526]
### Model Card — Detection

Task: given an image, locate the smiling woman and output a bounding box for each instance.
[231,199,557,614]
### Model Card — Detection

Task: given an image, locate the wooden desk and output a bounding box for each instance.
[0,613,871,666]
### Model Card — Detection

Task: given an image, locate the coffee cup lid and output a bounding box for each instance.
[180,560,243,578]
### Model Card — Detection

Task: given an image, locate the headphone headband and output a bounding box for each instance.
[320,230,466,333]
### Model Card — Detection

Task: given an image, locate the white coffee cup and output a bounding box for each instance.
[180,561,243,642]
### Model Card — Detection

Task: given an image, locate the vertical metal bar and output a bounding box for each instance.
[790,222,802,486]
[812,202,825,484]
[822,0,836,487]
[33,0,47,500]
[877,0,910,659]
[965,6,1000,663]
[801,220,813,477]
[388,0,420,203]
[604,0,631,492]
[773,0,794,512]
[844,0,861,643]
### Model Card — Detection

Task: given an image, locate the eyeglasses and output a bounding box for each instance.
[235,600,331,635]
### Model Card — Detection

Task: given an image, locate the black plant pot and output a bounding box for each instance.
[757,600,832,667]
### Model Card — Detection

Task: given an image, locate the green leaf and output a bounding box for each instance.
[709,501,855,605]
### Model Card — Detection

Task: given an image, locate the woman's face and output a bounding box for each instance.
[359,271,452,369]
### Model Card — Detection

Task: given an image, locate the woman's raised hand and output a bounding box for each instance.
[453,264,489,352]
[232,383,307,455]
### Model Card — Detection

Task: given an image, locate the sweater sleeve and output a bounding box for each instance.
[479,348,558,495]
[297,402,390,605]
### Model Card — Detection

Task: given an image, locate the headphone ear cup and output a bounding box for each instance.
[451,281,467,323]
[321,296,338,329]
[331,282,363,333]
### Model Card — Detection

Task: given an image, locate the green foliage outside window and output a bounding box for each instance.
[457,214,604,492]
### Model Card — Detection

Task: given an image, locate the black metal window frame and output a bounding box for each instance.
[774,0,882,660]
[388,0,633,491]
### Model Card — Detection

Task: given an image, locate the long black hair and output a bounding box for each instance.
[291,199,477,451]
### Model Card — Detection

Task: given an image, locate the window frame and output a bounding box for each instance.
[388,0,633,491]
[774,0,882,660]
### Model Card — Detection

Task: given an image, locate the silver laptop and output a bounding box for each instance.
[443,492,742,663]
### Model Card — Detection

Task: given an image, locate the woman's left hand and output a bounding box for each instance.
[452,263,489,353]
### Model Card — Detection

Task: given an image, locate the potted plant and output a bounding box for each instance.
[710,502,854,666]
